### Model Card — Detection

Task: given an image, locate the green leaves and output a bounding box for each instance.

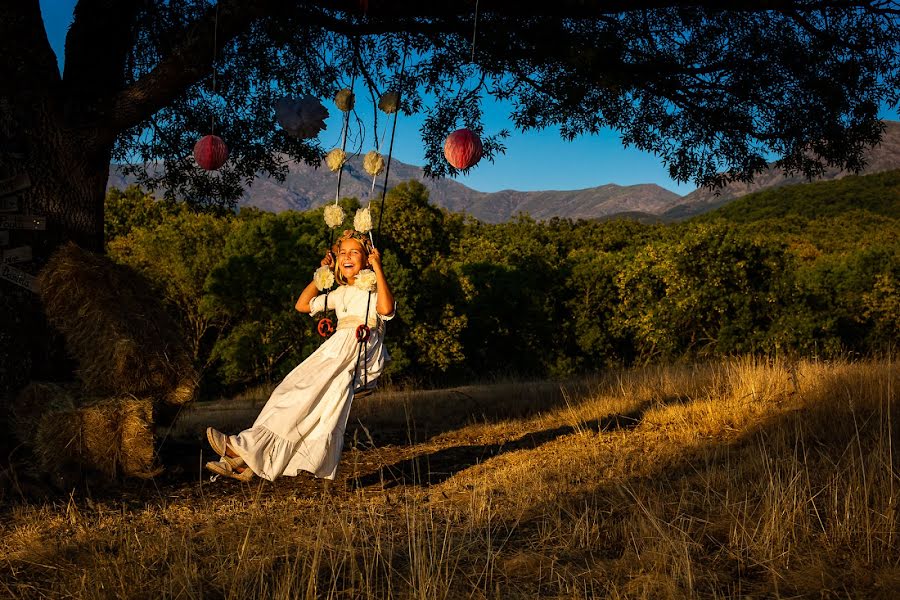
[105,169,899,392]
[617,223,790,360]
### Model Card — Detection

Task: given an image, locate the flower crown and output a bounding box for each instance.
[333,229,373,254]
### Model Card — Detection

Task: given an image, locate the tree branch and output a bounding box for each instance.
[104,0,896,149]
[0,0,60,93]
[61,0,144,128]
[108,0,279,138]
[64,0,142,94]
[325,0,883,18]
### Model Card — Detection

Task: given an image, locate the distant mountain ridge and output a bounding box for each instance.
[108,120,900,223]
[108,155,682,223]
[664,120,900,220]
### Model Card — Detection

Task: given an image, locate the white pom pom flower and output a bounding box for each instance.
[325,148,346,172]
[314,265,335,291]
[323,204,345,229]
[378,91,400,114]
[363,151,385,176]
[353,207,373,234]
[353,269,377,292]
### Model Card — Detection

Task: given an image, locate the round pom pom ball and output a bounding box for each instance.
[378,91,400,114]
[325,148,347,172]
[363,151,385,176]
[274,95,328,139]
[335,89,355,112]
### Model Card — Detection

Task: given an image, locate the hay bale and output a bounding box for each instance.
[12,382,76,446]
[34,397,162,479]
[37,242,197,405]
[118,398,161,477]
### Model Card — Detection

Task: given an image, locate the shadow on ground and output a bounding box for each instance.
[346,399,677,490]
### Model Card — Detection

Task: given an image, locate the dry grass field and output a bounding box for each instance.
[0,357,898,599]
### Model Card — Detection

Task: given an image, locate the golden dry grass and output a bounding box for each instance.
[1,357,898,599]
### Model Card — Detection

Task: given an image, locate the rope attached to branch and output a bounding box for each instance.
[354,48,408,394]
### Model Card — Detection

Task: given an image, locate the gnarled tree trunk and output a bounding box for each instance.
[0,0,128,401]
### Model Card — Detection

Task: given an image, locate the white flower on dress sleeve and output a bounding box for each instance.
[353,207,372,234]
[353,269,377,292]
[323,204,345,229]
[314,265,335,291]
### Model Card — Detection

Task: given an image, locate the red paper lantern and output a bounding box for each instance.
[193,135,229,170]
[443,128,483,170]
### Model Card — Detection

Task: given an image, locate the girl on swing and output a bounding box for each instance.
[205,229,395,482]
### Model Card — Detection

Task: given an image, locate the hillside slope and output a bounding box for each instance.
[696,168,900,223]
[666,120,900,220]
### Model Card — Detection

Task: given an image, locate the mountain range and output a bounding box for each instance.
[108,121,900,223]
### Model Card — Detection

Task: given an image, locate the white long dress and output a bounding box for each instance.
[231,284,393,481]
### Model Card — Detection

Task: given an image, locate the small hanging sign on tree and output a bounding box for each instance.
[0,173,30,198]
[2,245,32,264]
[0,195,18,213]
[0,214,45,230]
[0,263,37,292]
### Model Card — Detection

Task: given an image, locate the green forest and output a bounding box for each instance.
[104,170,900,395]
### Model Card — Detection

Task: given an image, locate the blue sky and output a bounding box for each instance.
[40,1,898,196]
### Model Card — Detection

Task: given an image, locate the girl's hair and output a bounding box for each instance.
[332,230,372,286]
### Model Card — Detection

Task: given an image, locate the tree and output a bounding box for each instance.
[617,223,790,360]
[203,208,327,385]
[4,1,900,394]
[106,208,234,371]
[104,184,185,240]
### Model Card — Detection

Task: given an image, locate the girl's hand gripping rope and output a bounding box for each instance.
[321,250,334,268]
[368,247,382,273]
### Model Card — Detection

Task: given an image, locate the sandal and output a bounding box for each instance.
[206,427,246,465]
[205,456,255,482]
[206,427,229,457]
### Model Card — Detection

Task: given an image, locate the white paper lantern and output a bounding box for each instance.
[275,95,328,139]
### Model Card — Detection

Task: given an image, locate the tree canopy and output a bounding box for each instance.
[6,0,900,212]
[104,170,900,390]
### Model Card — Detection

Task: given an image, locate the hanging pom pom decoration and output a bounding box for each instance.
[275,95,328,139]
[353,269,378,292]
[363,151,385,176]
[325,148,347,172]
[378,91,400,114]
[444,128,483,170]
[323,204,345,229]
[355,324,371,343]
[313,265,335,291]
[193,135,229,171]
[335,89,355,112]
[317,318,335,338]
[353,207,373,234]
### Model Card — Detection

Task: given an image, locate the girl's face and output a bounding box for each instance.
[338,239,368,280]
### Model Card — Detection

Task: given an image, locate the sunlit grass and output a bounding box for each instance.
[1,357,897,598]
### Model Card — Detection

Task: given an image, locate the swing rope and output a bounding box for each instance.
[352,49,407,396]
[319,72,357,336]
